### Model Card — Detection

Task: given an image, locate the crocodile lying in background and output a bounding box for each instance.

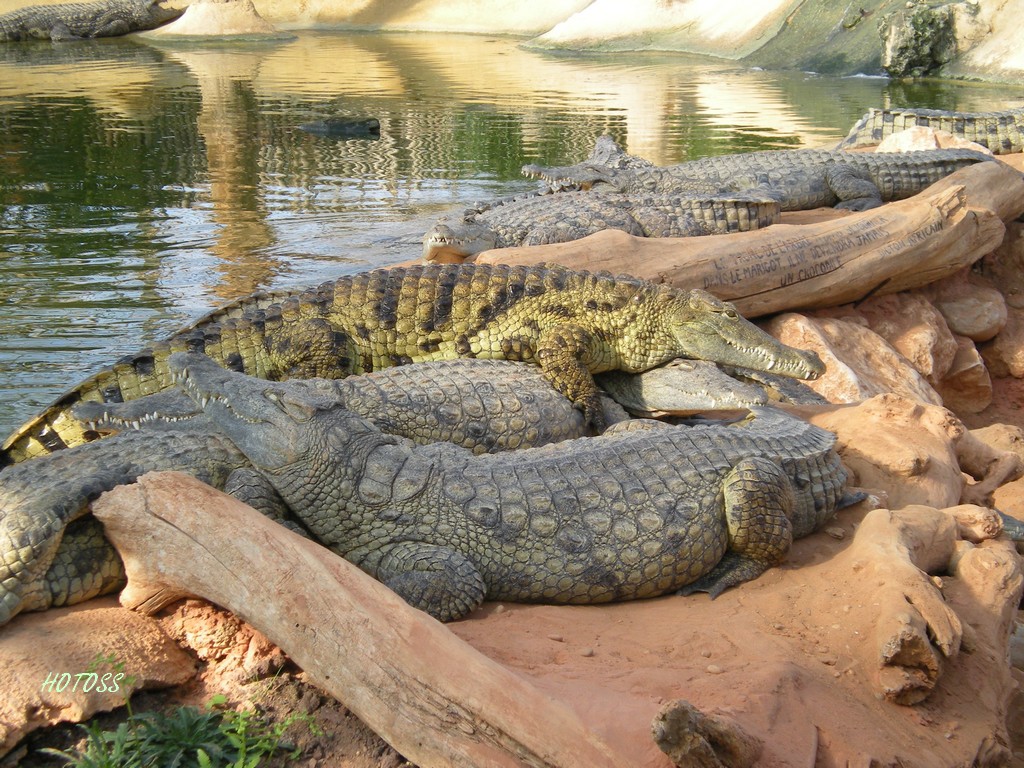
[0,0,182,41]
[836,106,1024,155]
[0,358,632,626]
[298,117,381,139]
[422,188,781,262]
[179,352,849,621]
[522,135,992,211]
[2,262,824,465]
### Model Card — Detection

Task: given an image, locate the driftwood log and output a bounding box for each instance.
[474,160,1024,318]
[91,472,634,768]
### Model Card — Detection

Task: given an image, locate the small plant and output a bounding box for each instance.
[40,693,318,768]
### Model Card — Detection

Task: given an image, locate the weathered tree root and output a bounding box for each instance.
[651,699,761,768]
[844,508,963,705]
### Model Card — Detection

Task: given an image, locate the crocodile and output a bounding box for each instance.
[77,357,781,433]
[0,0,182,41]
[1,262,825,465]
[298,117,381,139]
[521,135,992,212]
[836,106,1024,155]
[0,358,637,626]
[178,352,849,621]
[422,188,781,262]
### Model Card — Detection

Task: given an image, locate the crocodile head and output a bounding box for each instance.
[167,352,345,472]
[665,290,825,380]
[521,135,647,192]
[422,219,498,262]
[520,162,617,192]
[137,0,186,29]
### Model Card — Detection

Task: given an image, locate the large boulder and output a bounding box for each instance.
[764,313,943,406]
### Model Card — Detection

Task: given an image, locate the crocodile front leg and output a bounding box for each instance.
[678,456,795,598]
[535,324,608,431]
[826,164,884,211]
[367,541,487,622]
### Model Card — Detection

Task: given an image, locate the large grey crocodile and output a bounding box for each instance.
[0,0,182,41]
[0,358,635,626]
[836,106,1024,155]
[2,262,824,465]
[422,189,781,262]
[178,353,849,622]
[522,135,992,212]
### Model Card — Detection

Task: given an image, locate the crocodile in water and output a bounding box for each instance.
[2,262,824,465]
[836,106,1024,155]
[0,358,638,626]
[178,353,849,621]
[422,188,781,262]
[522,135,992,211]
[0,0,182,41]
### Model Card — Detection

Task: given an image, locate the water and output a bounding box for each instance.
[0,30,1022,436]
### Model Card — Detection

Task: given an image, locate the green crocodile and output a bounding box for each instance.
[2,262,824,465]
[836,106,1024,155]
[0,0,182,41]
[0,358,635,626]
[521,135,992,211]
[422,189,781,262]
[178,352,849,621]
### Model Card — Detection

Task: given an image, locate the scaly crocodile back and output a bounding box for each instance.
[837,106,1024,154]
[0,264,663,463]
[0,0,180,41]
[4,262,823,465]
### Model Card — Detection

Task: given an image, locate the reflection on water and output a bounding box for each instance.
[0,31,1022,435]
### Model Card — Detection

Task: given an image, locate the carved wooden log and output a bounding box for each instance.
[475,161,1022,318]
[91,472,633,768]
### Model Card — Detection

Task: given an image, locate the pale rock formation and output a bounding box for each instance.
[801,394,965,509]
[971,422,1024,463]
[256,0,594,35]
[983,221,1024,309]
[0,598,195,755]
[142,0,292,39]
[523,0,795,56]
[825,293,960,386]
[935,334,993,414]
[764,313,943,406]
[875,125,994,155]
[980,305,1024,378]
[918,269,1008,342]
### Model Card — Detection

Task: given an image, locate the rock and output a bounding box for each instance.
[651,699,762,768]
[935,334,992,415]
[980,305,1024,378]
[879,2,960,78]
[0,598,195,755]
[970,422,1024,462]
[764,313,943,406]
[875,126,993,155]
[918,269,1008,343]
[801,394,965,509]
[142,0,294,39]
[837,293,960,385]
[943,504,1005,543]
[983,221,1024,309]
[159,600,288,683]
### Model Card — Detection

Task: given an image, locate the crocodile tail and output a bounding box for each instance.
[1,303,358,466]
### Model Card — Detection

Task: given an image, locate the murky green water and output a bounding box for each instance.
[0,30,1022,435]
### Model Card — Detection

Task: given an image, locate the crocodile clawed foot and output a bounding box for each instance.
[676,553,771,599]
